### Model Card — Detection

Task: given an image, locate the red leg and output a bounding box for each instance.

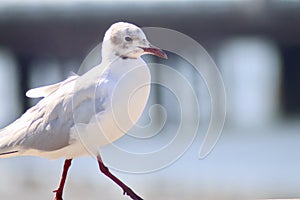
[97,155,143,200]
[53,159,72,200]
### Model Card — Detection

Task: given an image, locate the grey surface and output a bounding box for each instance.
[0,121,299,200]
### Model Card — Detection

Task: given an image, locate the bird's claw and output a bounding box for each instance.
[53,189,63,200]
[123,187,143,200]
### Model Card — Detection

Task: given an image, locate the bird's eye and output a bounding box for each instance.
[125,36,132,42]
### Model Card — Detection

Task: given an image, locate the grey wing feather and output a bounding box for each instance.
[0,65,107,155]
[0,79,77,153]
[26,75,78,98]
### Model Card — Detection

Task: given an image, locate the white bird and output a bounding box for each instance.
[0,22,167,200]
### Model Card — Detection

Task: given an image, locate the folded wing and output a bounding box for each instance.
[26,75,78,98]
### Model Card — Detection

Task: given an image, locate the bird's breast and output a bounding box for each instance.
[71,58,151,152]
[104,58,151,135]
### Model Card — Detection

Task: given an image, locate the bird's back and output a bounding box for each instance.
[0,78,77,157]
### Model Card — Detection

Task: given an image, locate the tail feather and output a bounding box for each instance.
[0,126,20,158]
[0,150,19,157]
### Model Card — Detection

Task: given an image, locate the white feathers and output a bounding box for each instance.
[0,22,154,159]
[26,75,78,98]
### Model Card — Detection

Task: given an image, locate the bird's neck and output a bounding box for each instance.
[101,40,119,63]
[110,57,147,79]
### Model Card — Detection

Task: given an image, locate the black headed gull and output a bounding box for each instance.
[0,22,167,200]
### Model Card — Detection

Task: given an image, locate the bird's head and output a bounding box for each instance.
[102,22,167,61]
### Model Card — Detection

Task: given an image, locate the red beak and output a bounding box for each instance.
[140,45,168,59]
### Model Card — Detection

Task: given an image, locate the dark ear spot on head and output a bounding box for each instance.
[110,28,121,44]
[110,35,118,43]
[125,28,131,35]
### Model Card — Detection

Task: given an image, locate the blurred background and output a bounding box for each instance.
[0,0,300,199]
